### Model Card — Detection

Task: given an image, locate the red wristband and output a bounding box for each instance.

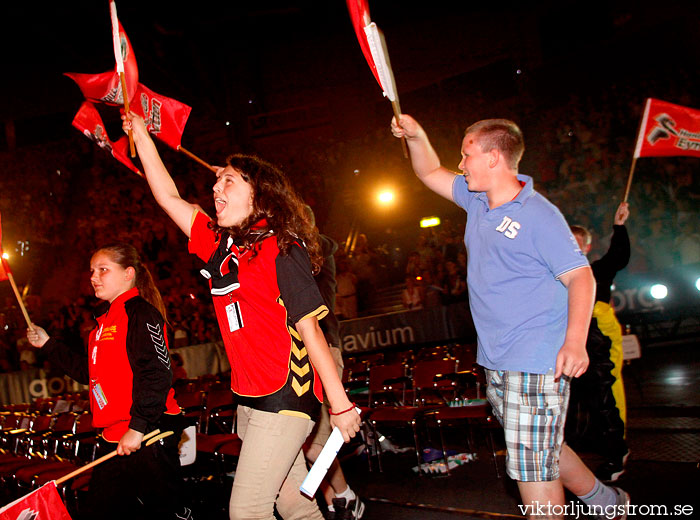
[329,403,356,416]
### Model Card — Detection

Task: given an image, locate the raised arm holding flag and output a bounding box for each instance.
[65,3,215,173]
[122,111,361,520]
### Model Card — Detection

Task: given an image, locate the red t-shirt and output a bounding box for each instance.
[188,211,327,418]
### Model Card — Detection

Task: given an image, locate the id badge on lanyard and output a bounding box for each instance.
[91,324,108,409]
[91,380,108,410]
[226,294,243,333]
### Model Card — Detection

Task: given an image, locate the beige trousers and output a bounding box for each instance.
[229,406,323,520]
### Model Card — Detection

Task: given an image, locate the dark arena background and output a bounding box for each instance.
[0,1,698,519]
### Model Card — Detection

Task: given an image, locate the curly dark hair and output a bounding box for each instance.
[209,154,322,273]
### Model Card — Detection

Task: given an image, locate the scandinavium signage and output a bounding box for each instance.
[339,302,476,353]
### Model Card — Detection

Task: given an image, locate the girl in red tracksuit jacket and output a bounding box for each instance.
[27,243,192,520]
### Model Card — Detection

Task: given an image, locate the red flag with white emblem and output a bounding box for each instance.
[64,21,138,106]
[346,0,399,103]
[346,0,380,87]
[131,83,192,150]
[346,0,406,156]
[634,98,700,158]
[0,482,72,519]
[72,101,142,176]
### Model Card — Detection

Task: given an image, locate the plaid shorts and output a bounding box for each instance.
[485,369,570,482]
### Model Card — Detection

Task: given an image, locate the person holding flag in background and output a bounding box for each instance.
[390,113,630,519]
[122,112,361,520]
[25,243,192,520]
[568,203,631,482]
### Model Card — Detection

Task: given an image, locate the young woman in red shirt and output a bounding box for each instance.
[123,113,361,520]
[26,243,191,519]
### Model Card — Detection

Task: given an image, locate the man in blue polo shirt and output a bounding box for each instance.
[391,115,629,520]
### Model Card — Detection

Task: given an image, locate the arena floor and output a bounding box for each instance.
[184,339,700,520]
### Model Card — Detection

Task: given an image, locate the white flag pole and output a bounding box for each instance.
[632,98,652,159]
[624,98,652,202]
[110,0,135,157]
[364,23,408,158]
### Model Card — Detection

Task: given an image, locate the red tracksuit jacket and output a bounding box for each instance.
[44,287,180,441]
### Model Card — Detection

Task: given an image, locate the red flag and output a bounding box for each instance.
[132,83,192,150]
[64,21,138,106]
[72,101,142,176]
[0,482,73,519]
[346,1,399,103]
[0,258,8,282]
[346,0,380,87]
[0,212,9,283]
[634,98,700,158]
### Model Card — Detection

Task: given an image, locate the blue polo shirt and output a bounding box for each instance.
[453,174,588,374]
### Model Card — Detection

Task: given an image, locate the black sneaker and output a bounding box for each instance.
[332,497,366,520]
[331,498,349,520]
[323,505,337,520]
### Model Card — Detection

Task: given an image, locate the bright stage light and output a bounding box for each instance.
[377,190,395,205]
[420,216,441,228]
[1,253,8,260]
[695,277,700,292]
[650,284,668,300]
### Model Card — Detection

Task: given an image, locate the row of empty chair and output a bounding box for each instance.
[0,345,496,515]
[0,375,241,514]
[0,407,97,511]
[342,344,501,477]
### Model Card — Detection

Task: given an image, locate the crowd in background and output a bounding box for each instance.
[327,78,700,313]
[1,65,698,373]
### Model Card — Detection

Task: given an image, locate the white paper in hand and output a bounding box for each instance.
[300,427,345,498]
[178,425,197,466]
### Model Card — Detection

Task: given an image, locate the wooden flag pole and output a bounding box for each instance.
[54,429,172,486]
[5,268,31,328]
[120,73,135,157]
[390,101,409,159]
[622,157,638,203]
[178,146,217,173]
